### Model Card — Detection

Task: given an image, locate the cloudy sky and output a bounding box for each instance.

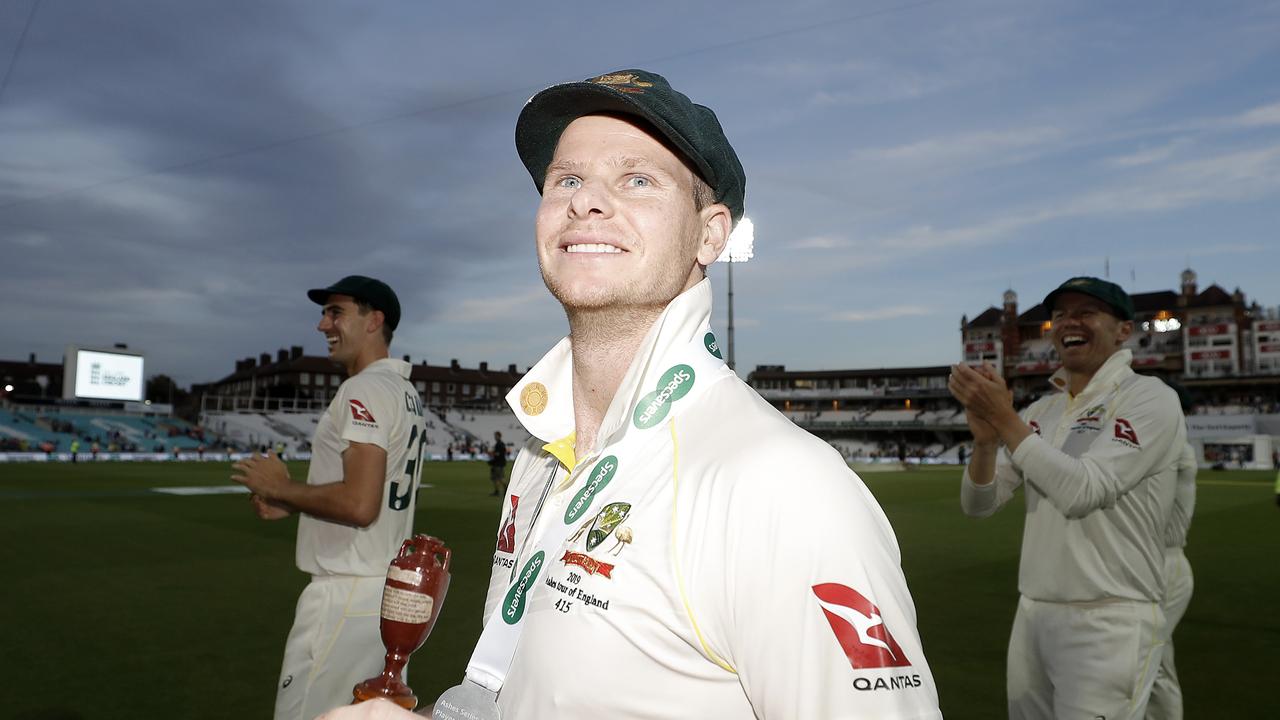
[2,0,1278,388]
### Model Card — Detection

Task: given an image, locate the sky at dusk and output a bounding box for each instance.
[2,0,1278,387]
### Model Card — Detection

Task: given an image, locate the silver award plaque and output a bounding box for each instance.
[432,679,501,720]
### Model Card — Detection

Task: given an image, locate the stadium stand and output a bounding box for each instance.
[436,409,532,456]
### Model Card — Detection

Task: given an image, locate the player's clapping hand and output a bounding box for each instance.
[251,492,293,520]
[949,363,1013,443]
[314,698,430,719]
[231,451,292,501]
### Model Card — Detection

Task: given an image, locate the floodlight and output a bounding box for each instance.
[717,217,755,263]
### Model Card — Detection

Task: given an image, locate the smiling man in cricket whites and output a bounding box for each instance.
[233,275,426,720]
[948,276,1186,720]
[321,69,941,720]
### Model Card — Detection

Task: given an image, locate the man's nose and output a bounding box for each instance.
[568,180,612,219]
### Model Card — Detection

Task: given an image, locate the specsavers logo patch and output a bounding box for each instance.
[812,583,911,669]
[704,332,723,359]
[348,399,376,423]
[633,364,695,429]
[565,456,618,524]
[502,551,544,625]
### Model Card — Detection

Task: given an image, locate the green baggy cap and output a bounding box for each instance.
[1043,276,1135,321]
[307,275,401,331]
[515,69,747,222]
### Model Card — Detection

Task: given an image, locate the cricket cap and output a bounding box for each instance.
[1044,276,1135,321]
[515,69,746,222]
[307,275,401,331]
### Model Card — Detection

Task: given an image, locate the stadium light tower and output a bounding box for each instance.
[716,217,754,372]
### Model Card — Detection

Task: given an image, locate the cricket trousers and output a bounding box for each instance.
[1008,595,1165,720]
[274,574,394,720]
[1146,549,1193,720]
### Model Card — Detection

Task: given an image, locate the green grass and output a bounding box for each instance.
[1,462,1276,718]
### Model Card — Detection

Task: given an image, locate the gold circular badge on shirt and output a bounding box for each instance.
[520,382,548,416]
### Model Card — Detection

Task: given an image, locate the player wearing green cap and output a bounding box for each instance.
[949,276,1185,720]
[233,276,425,720]
[318,68,940,720]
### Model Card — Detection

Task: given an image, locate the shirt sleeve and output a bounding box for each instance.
[1165,442,1197,547]
[960,444,1023,518]
[335,375,396,451]
[1010,379,1185,519]
[709,441,942,719]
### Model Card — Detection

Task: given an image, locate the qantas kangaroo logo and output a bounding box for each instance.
[348,399,376,423]
[1114,418,1140,446]
[813,583,911,669]
[496,495,519,553]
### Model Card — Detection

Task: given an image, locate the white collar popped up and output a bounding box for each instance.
[505,277,730,457]
[1047,348,1135,402]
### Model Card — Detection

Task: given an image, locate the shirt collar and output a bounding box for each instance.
[506,278,716,449]
[1047,348,1133,399]
[360,357,412,379]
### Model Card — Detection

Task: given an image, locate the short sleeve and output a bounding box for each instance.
[334,375,397,451]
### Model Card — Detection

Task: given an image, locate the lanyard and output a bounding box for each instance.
[462,327,731,695]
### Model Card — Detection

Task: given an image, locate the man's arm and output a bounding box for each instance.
[1010,383,1184,518]
[712,444,942,719]
[232,443,386,527]
[1166,442,1197,547]
[950,363,1025,517]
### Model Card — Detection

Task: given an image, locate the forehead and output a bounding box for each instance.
[551,114,690,175]
[1051,292,1113,315]
[322,293,358,309]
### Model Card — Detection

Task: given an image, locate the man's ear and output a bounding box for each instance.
[696,203,732,267]
[1116,319,1134,345]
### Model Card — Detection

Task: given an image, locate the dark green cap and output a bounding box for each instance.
[1043,276,1134,321]
[307,275,401,331]
[515,69,747,222]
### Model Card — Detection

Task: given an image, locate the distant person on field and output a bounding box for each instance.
[488,430,507,496]
[231,276,425,720]
[70,439,80,463]
[949,277,1185,719]
[1147,381,1197,720]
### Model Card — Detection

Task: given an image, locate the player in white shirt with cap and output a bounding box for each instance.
[320,68,941,720]
[949,276,1186,720]
[234,275,425,720]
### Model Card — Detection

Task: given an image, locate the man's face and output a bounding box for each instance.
[1050,292,1133,377]
[316,294,376,366]
[535,114,726,313]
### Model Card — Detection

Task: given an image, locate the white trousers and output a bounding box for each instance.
[1146,550,1193,720]
[1008,595,1165,720]
[274,575,391,720]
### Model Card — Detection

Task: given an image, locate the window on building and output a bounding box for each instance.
[432,382,441,393]
[300,372,310,385]
[330,375,340,387]
[415,381,425,392]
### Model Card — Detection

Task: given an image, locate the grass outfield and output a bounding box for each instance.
[2,461,1277,719]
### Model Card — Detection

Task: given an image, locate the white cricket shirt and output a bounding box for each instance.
[1165,443,1196,549]
[961,349,1185,603]
[297,358,424,577]
[483,280,941,719]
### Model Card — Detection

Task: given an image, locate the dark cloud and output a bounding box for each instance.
[2,1,1278,387]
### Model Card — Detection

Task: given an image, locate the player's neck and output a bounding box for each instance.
[346,345,390,377]
[566,306,662,458]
